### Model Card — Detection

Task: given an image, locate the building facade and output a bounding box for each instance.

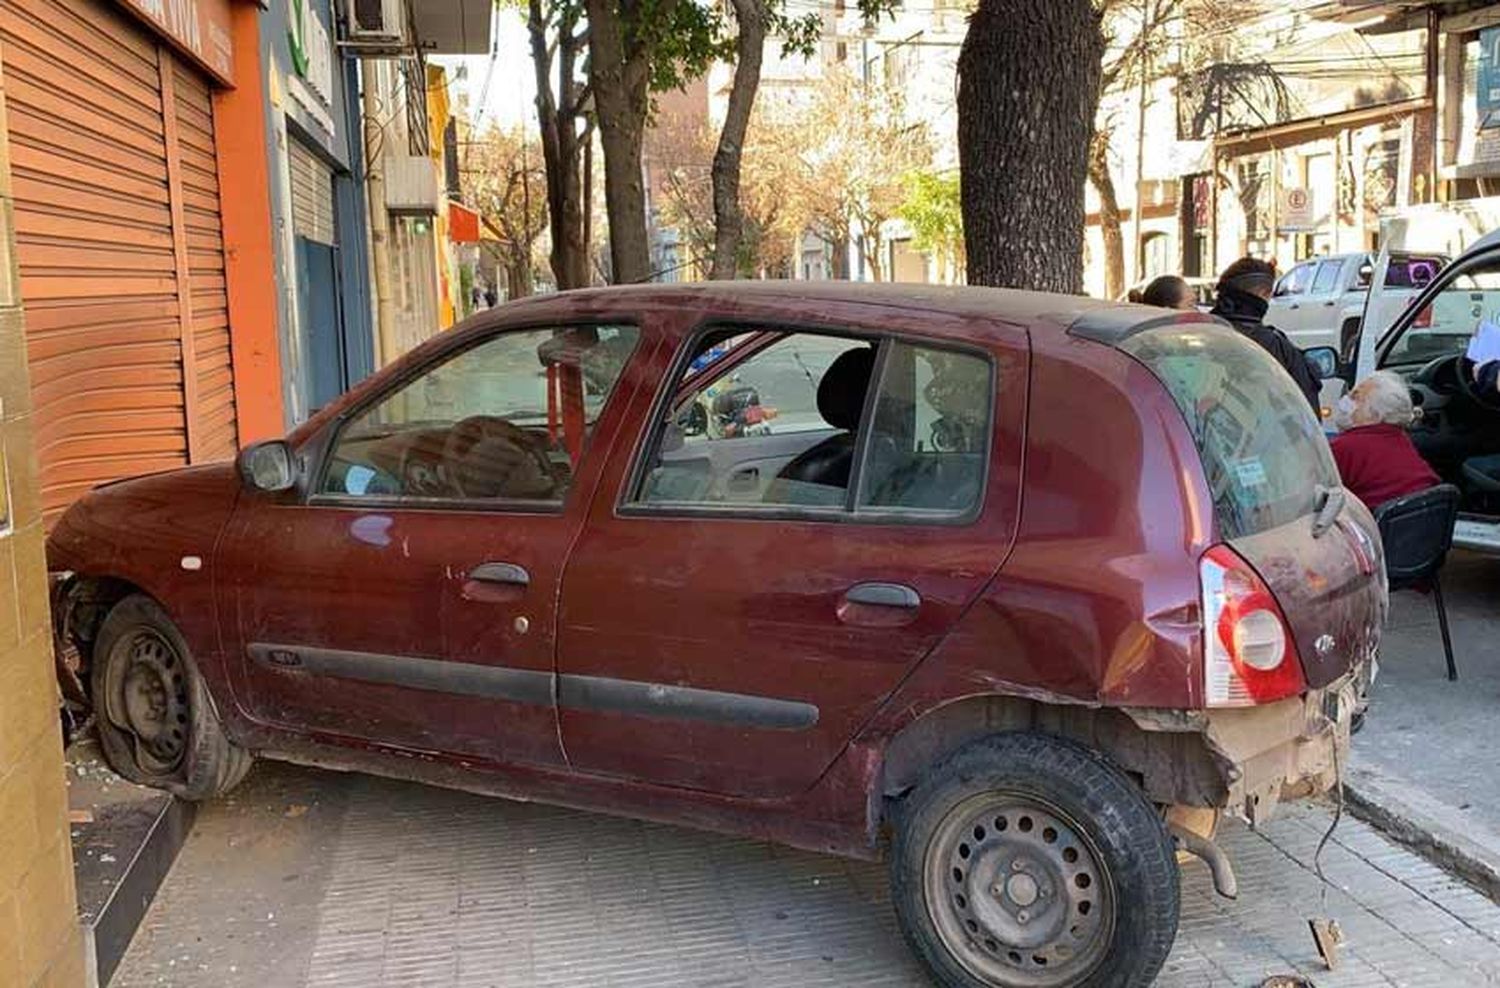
[0,0,283,524]
[0,37,83,988]
[261,0,375,421]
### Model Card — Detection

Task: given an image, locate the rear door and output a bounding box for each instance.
[1268,260,1316,336]
[554,312,1028,799]
[1287,258,1346,350]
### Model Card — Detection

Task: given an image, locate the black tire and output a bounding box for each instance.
[890,732,1179,988]
[91,594,252,800]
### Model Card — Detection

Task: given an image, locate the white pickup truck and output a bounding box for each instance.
[1267,251,1447,358]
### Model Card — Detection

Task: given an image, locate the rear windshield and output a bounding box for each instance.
[1119,325,1338,538]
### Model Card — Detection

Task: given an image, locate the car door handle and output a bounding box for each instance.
[844,582,920,608]
[469,562,530,586]
[1288,303,1300,309]
[463,562,531,602]
[839,582,921,628]
[1323,300,1337,306]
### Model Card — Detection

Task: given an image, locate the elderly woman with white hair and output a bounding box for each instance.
[1330,370,1439,510]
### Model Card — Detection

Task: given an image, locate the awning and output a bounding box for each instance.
[449,202,481,244]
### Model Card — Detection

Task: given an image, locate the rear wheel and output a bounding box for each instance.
[92,595,252,800]
[890,732,1179,988]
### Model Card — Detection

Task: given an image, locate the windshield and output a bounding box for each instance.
[1382,253,1500,368]
[1120,325,1338,538]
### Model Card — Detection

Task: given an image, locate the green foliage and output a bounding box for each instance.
[899,170,963,255]
[898,170,964,279]
[638,0,734,94]
[627,0,899,96]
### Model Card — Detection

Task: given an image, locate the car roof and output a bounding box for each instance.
[500,281,1192,344]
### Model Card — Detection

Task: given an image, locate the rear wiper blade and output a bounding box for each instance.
[1312,485,1345,538]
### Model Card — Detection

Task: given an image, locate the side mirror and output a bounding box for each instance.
[1304,346,1340,380]
[238,440,295,493]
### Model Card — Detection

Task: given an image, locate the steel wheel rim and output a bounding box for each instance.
[105,629,190,775]
[922,791,1116,987]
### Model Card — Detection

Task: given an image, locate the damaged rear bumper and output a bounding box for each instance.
[1130,661,1368,828]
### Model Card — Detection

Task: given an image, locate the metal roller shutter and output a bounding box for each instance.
[170,63,237,461]
[289,139,336,245]
[0,0,237,523]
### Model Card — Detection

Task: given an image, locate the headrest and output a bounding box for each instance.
[818,347,875,432]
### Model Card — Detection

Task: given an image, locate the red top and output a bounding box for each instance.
[1330,423,1439,511]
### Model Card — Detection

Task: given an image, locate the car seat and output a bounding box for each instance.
[765,346,875,499]
[1461,453,1500,512]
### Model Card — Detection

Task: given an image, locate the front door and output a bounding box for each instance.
[220,322,644,766]
[556,319,1027,799]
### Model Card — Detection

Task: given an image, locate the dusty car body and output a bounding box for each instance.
[51,283,1385,988]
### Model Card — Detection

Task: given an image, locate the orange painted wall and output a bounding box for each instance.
[213,0,285,442]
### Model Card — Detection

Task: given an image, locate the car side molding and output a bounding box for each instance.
[246,644,819,731]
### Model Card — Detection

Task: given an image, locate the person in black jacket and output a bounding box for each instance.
[1210,256,1321,411]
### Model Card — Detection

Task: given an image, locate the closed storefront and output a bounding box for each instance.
[265,0,373,422]
[289,136,347,410]
[0,0,237,523]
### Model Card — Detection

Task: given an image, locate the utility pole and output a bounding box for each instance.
[1130,0,1157,285]
[362,59,397,365]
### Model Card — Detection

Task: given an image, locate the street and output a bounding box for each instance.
[103,551,1500,988]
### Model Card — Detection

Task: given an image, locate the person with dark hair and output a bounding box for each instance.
[1140,275,1196,310]
[1210,256,1321,410]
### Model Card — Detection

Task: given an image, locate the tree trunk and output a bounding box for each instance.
[585,0,658,285]
[863,234,884,282]
[830,233,850,280]
[1087,129,1124,300]
[505,253,531,300]
[958,0,1103,292]
[709,0,768,280]
[528,0,589,290]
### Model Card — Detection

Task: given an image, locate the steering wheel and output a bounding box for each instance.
[1457,355,1500,411]
[442,415,564,499]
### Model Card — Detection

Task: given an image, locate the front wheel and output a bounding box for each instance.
[92,594,252,800]
[890,732,1179,988]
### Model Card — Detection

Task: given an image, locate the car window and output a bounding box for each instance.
[633,330,994,518]
[1121,325,1337,539]
[1385,255,1445,289]
[318,325,638,503]
[1311,260,1342,294]
[1274,263,1314,297]
[857,342,991,516]
[637,332,871,508]
[1383,255,1500,368]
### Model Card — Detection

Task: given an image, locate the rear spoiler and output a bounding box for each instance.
[1068,308,1222,345]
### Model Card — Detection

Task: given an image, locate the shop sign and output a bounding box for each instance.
[288,0,336,136]
[1481,27,1500,125]
[286,0,334,137]
[1279,186,1317,232]
[119,0,234,85]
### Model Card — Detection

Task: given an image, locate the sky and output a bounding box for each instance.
[435,13,538,133]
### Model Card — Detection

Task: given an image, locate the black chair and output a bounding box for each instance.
[1373,484,1462,681]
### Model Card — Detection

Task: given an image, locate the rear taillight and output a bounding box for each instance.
[1200,544,1306,707]
[1414,303,1433,329]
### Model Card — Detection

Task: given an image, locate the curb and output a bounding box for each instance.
[1343,762,1500,904]
[79,796,196,987]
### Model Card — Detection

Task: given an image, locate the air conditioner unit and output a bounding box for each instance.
[349,0,407,49]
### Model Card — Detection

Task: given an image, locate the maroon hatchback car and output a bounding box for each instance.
[49,283,1385,988]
